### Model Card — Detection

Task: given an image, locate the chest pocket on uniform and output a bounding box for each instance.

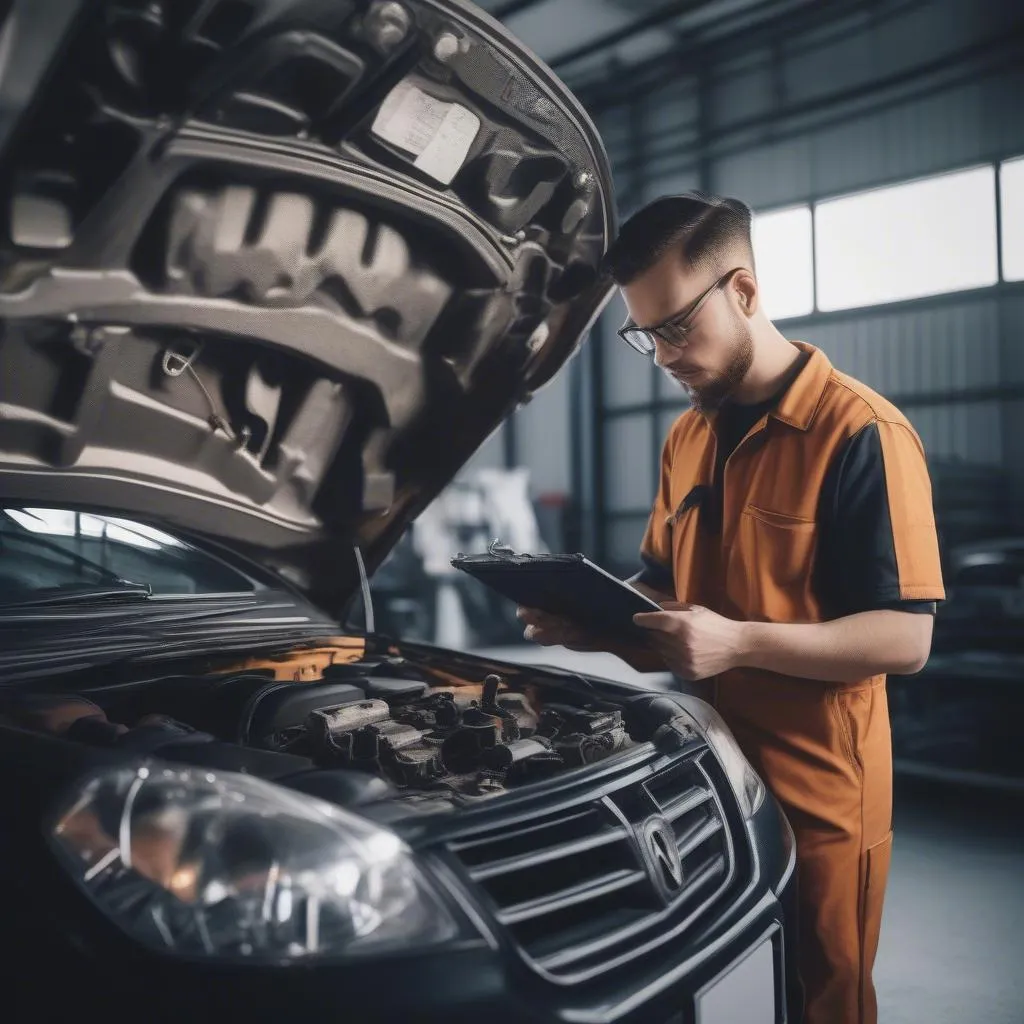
[726,504,820,622]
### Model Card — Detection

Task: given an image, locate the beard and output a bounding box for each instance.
[683,320,754,413]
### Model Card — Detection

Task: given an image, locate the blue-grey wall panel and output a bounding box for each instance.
[514,364,573,496]
[1002,399,1024,497]
[644,87,700,141]
[607,514,648,571]
[998,295,1024,383]
[782,0,1020,108]
[800,299,1003,396]
[997,296,1024,484]
[606,413,655,512]
[712,136,814,208]
[902,402,1004,466]
[603,294,656,407]
[707,65,1024,211]
[797,298,1010,466]
[708,54,774,130]
[637,168,703,209]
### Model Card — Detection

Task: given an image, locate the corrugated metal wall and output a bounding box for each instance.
[799,298,1004,462]
[569,0,1024,571]
[603,1,1024,203]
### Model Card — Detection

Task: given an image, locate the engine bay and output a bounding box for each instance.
[284,671,631,799]
[1,647,639,814]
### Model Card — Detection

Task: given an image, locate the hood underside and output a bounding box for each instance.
[0,0,616,610]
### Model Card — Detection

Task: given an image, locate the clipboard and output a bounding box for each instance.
[450,542,660,641]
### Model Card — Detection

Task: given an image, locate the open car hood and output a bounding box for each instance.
[0,0,616,612]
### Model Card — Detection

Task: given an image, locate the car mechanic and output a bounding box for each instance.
[518,191,946,1024]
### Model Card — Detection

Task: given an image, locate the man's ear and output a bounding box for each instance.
[732,269,759,318]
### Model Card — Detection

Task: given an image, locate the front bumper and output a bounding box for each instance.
[13,752,797,1024]
[22,860,794,1024]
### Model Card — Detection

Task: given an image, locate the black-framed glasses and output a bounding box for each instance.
[617,268,743,355]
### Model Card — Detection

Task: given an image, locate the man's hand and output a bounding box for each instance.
[632,602,746,680]
[516,607,602,651]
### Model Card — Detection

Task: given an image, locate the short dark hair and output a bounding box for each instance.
[601,191,754,285]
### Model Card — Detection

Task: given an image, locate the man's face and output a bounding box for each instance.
[621,251,754,412]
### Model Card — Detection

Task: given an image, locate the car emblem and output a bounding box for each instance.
[640,816,685,898]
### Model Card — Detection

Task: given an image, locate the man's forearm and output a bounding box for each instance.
[737,609,932,684]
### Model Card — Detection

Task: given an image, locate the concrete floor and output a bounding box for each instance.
[877,779,1024,1024]
[476,645,1024,1023]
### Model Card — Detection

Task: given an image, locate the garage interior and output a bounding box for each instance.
[364,1,1024,1021]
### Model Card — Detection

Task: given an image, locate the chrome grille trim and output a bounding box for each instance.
[444,747,742,984]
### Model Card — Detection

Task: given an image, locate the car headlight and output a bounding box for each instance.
[48,763,465,961]
[685,703,766,819]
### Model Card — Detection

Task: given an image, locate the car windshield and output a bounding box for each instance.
[0,507,257,598]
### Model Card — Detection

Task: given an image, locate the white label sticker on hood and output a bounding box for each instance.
[371,81,481,186]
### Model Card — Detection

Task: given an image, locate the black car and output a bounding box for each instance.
[0,2,797,1021]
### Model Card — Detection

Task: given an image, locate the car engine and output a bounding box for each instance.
[4,652,638,814]
[290,673,631,799]
[208,660,636,813]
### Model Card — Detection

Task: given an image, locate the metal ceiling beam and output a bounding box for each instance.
[573,0,912,112]
[547,0,718,70]
[490,0,552,20]
[571,0,834,105]
[610,26,1024,176]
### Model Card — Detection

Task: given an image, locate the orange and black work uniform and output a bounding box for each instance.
[637,342,945,1024]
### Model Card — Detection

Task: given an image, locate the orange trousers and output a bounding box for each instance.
[717,673,893,1024]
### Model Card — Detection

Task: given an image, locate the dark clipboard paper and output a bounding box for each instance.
[450,551,661,642]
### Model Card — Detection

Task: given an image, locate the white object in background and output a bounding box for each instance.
[411,499,458,576]
[475,467,547,554]
[412,467,545,576]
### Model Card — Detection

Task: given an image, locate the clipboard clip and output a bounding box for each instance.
[487,538,517,560]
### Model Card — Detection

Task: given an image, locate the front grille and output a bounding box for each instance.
[446,748,739,983]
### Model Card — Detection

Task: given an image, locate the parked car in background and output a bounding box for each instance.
[0,1,797,1021]
[933,537,1024,653]
[890,534,1024,791]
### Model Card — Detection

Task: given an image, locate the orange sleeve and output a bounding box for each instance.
[876,420,946,601]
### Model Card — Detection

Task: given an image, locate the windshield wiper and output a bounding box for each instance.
[0,580,153,609]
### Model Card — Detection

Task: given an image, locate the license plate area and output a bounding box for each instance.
[694,932,780,1024]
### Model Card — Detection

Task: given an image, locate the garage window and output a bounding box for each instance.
[1000,156,1024,282]
[814,165,999,311]
[752,205,815,320]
